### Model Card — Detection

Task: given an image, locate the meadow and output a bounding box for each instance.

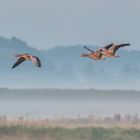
[0,125,140,140]
[0,116,140,140]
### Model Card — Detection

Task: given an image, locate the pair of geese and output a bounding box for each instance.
[81,43,130,60]
[11,43,130,69]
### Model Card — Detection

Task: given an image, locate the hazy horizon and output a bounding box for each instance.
[0,36,139,90]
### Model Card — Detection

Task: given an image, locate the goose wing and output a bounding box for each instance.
[31,56,41,67]
[98,43,114,51]
[111,43,130,52]
[12,57,25,69]
[103,43,114,50]
[83,45,94,52]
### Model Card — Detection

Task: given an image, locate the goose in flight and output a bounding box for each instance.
[81,46,105,60]
[12,54,41,69]
[98,43,130,58]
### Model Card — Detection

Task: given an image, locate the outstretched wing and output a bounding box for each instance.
[103,43,114,50]
[98,43,114,51]
[83,45,94,52]
[111,43,130,52]
[12,57,25,69]
[31,56,41,67]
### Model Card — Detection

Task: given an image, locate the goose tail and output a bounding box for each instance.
[80,53,89,57]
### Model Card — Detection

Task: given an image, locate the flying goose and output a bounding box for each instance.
[99,43,130,58]
[81,46,105,60]
[12,54,41,69]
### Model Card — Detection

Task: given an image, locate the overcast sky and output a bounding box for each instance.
[0,0,140,50]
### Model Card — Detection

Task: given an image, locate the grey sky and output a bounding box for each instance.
[0,0,140,50]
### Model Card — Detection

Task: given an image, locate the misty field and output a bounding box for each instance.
[0,89,140,139]
[0,125,140,140]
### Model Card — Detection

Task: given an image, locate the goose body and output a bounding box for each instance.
[81,46,105,60]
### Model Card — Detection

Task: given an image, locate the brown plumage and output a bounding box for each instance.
[99,43,130,58]
[12,54,41,69]
[81,46,105,60]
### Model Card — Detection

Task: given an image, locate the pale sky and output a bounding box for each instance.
[0,0,140,50]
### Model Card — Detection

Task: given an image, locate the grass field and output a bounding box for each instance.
[0,125,140,140]
[0,117,140,140]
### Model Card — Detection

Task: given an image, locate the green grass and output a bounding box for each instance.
[0,126,140,140]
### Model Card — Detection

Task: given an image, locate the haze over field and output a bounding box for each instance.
[0,88,140,118]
